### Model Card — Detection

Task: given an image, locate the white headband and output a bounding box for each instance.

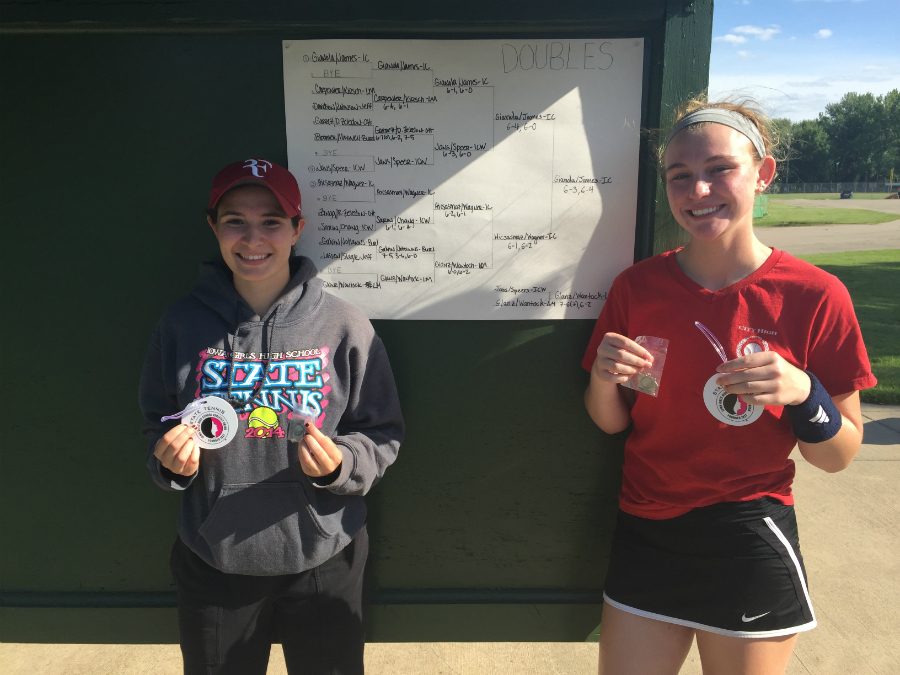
[665,108,767,158]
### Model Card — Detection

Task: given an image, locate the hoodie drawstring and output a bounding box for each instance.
[225,307,278,412]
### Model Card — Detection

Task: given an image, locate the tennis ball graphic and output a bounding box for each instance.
[248,406,279,429]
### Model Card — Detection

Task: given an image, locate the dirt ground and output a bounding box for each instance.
[758,197,900,254]
[778,197,900,215]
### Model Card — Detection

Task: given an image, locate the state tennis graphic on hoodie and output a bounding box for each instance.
[196,345,332,439]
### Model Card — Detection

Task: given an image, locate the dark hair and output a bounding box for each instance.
[207,208,302,228]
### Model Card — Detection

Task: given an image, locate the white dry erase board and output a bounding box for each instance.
[283,38,644,320]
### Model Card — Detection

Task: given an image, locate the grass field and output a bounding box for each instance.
[800,249,900,405]
[756,202,897,227]
[771,192,896,200]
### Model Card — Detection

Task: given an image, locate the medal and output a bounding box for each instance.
[160,396,239,449]
[286,404,317,443]
[636,373,660,396]
[702,374,764,426]
[622,336,668,397]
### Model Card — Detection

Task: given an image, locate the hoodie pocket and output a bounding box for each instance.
[198,481,334,576]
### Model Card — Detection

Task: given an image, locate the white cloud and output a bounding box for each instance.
[709,56,900,120]
[815,29,833,39]
[715,34,748,44]
[734,25,782,41]
[737,51,752,59]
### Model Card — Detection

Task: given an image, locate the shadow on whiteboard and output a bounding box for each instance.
[284,38,644,320]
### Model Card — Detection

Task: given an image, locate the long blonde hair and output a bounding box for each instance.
[658,96,780,167]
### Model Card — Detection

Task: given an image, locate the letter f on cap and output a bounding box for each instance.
[243,159,273,178]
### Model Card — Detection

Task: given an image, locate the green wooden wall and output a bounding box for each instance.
[0,0,711,642]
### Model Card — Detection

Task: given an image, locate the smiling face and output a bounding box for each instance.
[663,123,775,245]
[208,184,303,298]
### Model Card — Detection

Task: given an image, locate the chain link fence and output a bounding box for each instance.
[772,182,896,194]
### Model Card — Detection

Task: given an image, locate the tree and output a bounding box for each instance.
[776,88,899,187]
[878,89,900,184]
[790,120,831,183]
[771,117,795,184]
[771,118,831,184]
[821,92,886,182]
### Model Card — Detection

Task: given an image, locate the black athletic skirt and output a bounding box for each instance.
[603,498,816,638]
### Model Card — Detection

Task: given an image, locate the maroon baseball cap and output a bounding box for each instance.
[208,159,302,218]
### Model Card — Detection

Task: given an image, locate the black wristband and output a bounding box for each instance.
[787,371,841,443]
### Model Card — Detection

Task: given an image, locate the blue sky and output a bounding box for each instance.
[708,0,900,121]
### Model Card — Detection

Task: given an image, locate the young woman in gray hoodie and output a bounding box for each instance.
[140,158,404,674]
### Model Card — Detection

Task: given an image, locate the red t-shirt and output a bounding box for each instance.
[581,248,877,520]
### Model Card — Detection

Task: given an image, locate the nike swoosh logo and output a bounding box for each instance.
[741,612,771,623]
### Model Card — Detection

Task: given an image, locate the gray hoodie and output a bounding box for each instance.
[139,256,404,575]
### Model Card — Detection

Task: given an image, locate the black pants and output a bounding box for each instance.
[170,527,368,675]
